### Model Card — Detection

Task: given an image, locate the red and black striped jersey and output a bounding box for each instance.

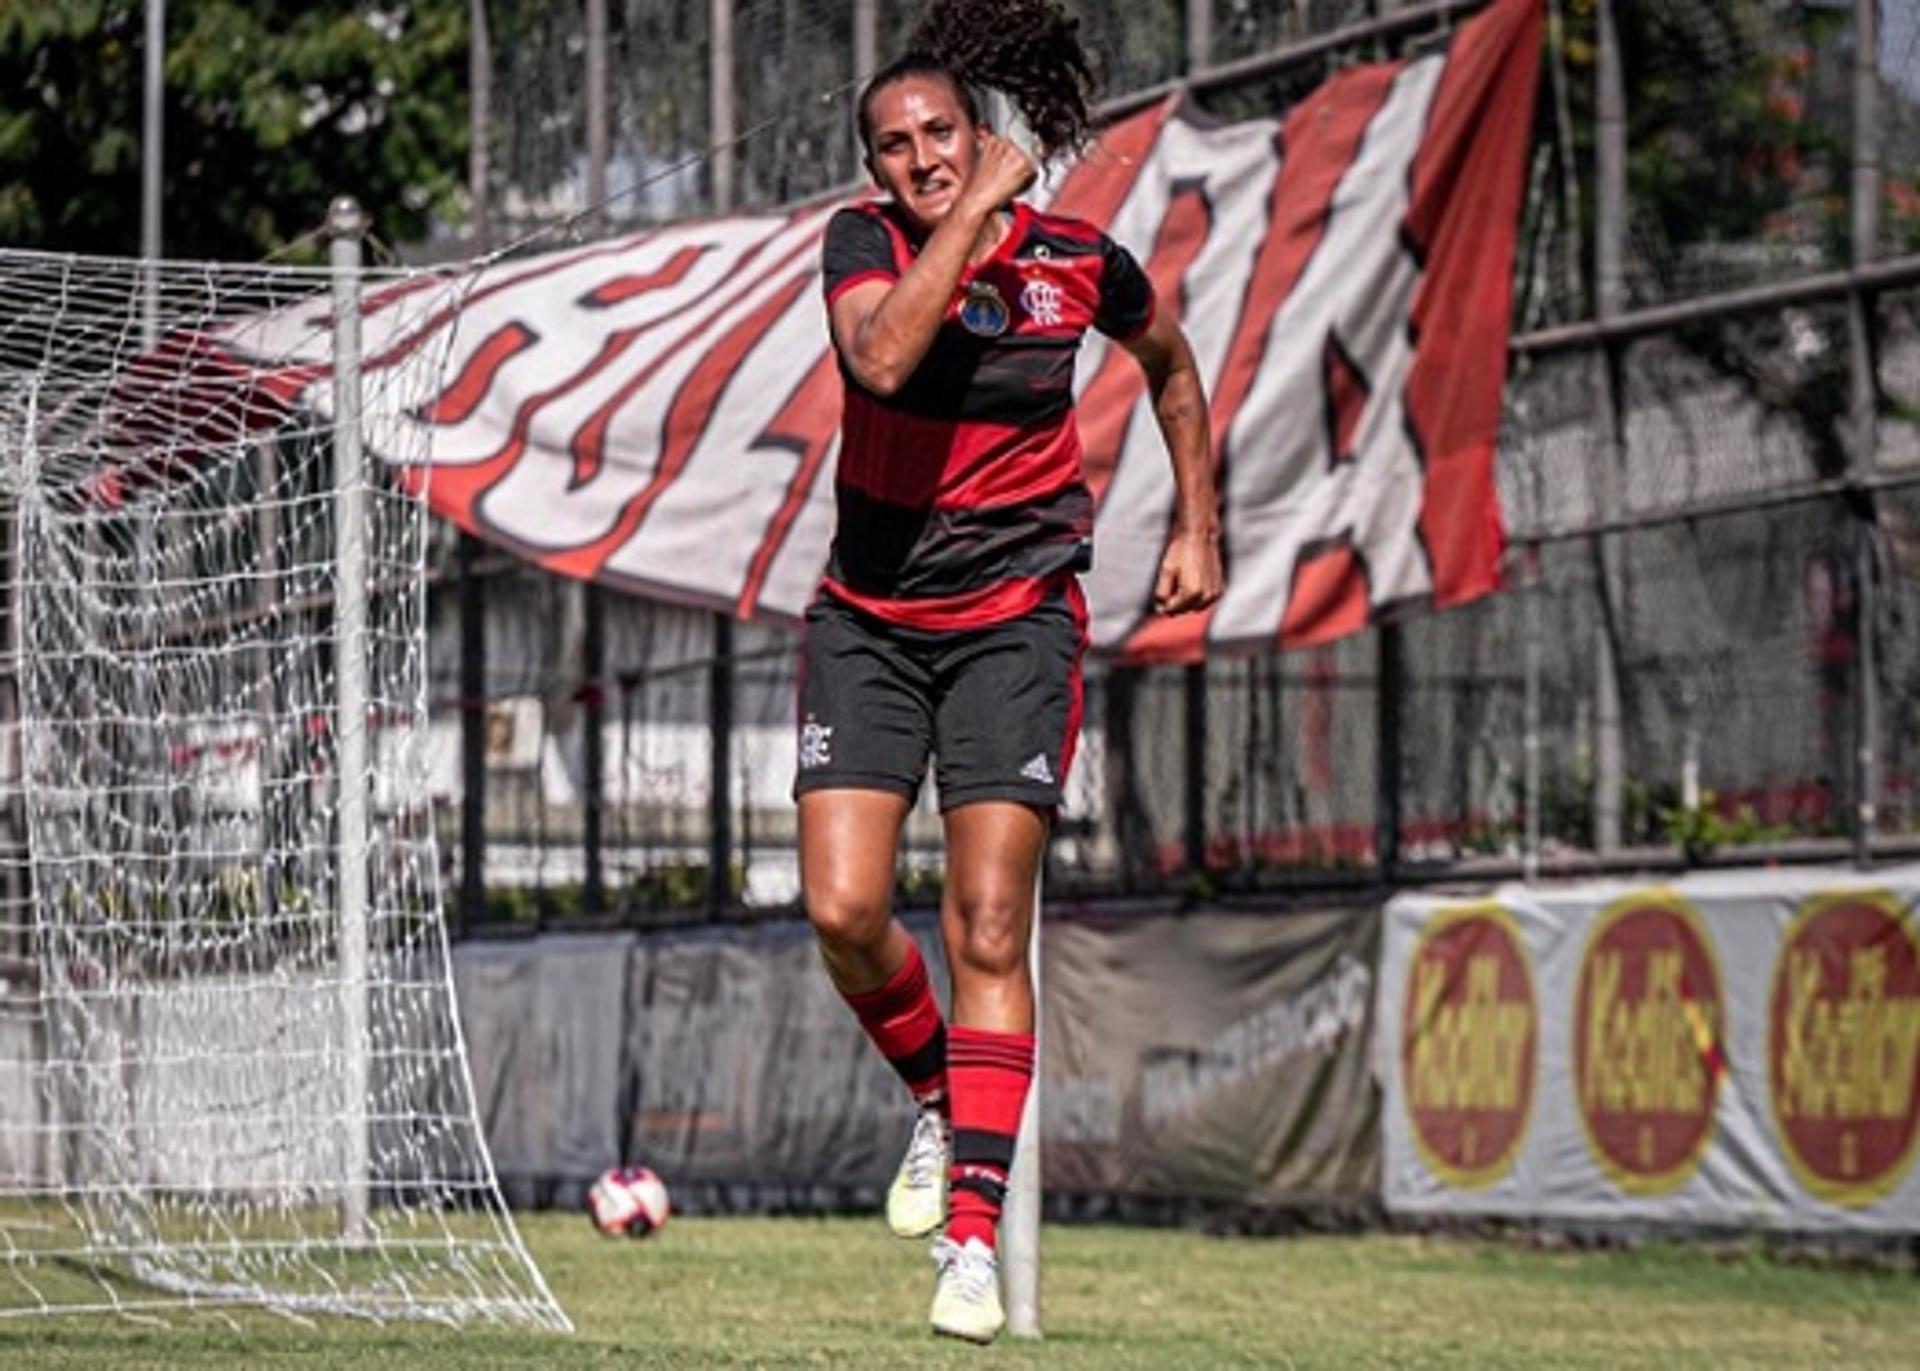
[820,199,1155,630]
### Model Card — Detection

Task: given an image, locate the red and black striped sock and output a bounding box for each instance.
[841,941,947,1111]
[945,1025,1035,1250]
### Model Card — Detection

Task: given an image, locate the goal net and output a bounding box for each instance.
[0,240,566,1328]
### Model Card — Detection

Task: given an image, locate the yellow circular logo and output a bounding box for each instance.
[1768,892,1920,1207]
[1401,903,1537,1188]
[1572,894,1726,1195]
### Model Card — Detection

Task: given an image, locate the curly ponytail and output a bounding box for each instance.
[858,0,1099,162]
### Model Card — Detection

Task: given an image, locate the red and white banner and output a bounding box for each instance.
[225,0,1540,661]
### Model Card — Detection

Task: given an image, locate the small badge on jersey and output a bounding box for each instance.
[958,281,1011,337]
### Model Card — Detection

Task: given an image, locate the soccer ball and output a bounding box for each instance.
[587,1165,671,1239]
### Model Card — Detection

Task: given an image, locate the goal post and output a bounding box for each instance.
[329,196,374,1247]
[0,228,566,1328]
[329,195,374,1248]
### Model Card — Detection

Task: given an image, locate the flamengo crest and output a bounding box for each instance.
[1020,277,1064,327]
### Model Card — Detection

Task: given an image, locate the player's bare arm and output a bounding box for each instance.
[829,128,1035,395]
[1123,309,1224,616]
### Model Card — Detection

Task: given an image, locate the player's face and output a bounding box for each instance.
[863,75,984,234]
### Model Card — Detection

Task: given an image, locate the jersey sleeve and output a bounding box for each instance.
[821,208,899,306]
[1093,233,1156,341]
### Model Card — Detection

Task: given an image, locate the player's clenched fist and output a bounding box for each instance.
[1153,529,1225,617]
[959,134,1037,214]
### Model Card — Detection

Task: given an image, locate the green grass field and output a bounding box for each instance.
[0,1214,1915,1368]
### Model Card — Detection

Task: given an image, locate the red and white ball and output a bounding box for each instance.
[587,1165,671,1238]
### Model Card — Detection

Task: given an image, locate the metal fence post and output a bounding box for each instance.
[852,0,877,166]
[579,0,612,913]
[1850,0,1881,867]
[1184,663,1208,875]
[586,0,608,214]
[140,0,164,348]
[1106,666,1145,893]
[469,0,490,244]
[458,536,487,932]
[1186,0,1213,73]
[1591,0,1627,854]
[707,0,737,916]
[1523,543,1543,883]
[460,2,493,934]
[710,0,736,213]
[1376,623,1403,879]
[583,584,607,913]
[708,617,733,916]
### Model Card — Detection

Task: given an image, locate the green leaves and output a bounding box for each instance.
[0,0,467,260]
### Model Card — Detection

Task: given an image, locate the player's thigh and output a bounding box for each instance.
[794,597,933,931]
[798,789,913,940]
[931,591,1084,814]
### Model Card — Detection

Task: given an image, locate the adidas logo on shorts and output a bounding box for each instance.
[1020,753,1054,785]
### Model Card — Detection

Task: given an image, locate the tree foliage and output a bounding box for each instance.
[1550,0,1920,479]
[0,0,468,260]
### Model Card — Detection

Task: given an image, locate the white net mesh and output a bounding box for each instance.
[0,243,566,1328]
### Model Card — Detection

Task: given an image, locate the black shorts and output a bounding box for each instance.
[793,583,1088,812]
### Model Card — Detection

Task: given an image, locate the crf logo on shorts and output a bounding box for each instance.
[799,718,834,769]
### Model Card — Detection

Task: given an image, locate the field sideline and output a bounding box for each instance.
[0,1214,1914,1367]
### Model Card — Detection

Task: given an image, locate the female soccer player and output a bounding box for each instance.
[797,0,1223,1341]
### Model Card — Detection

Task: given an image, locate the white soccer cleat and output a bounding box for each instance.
[886,1104,949,1238]
[929,1235,1005,1344]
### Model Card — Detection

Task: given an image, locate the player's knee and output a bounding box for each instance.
[952,894,1028,979]
[804,880,891,953]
